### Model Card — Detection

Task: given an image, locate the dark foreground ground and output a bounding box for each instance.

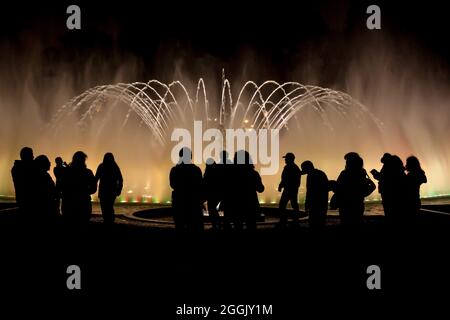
[1,203,450,316]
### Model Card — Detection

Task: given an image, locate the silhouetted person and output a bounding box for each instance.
[53,157,67,215]
[33,155,58,222]
[11,147,35,216]
[301,161,329,229]
[371,153,406,221]
[370,153,391,181]
[217,150,233,229]
[404,156,427,217]
[336,152,373,227]
[278,152,301,227]
[203,158,221,230]
[371,153,392,214]
[61,151,97,225]
[224,150,264,231]
[169,147,204,232]
[95,153,123,225]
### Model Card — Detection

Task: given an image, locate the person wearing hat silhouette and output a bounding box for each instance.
[301,160,329,229]
[278,152,301,227]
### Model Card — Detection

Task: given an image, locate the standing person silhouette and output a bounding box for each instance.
[11,147,35,216]
[53,157,67,215]
[371,154,406,222]
[371,153,393,217]
[33,155,58,223]
[404,156,427,218]
[278,152,301,227]
[225,150,264,231]
[203,158,221,230]
[169,147,204,233]
[95,153,123,225]
[61,151,97,225]
[217,150,233,229]
[301,161,329,229]
[336,152,372,227]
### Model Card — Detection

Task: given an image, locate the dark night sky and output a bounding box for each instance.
[1,0,449,84]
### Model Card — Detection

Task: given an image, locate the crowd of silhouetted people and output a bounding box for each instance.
[11,146,427,232]
[170,148,265,232]
[169,147,427,232]
[370,153,427,224]
[11,147,123,227]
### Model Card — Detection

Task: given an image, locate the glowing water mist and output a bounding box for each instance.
[45,74,384,202]
[1,42,449,202]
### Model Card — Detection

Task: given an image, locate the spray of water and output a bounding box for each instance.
[1,40,449,202]
[46,75,384,202]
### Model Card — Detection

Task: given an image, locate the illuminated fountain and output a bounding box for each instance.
[47,75,383,202]
[1,74,449,203]
[51,77,381,142]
